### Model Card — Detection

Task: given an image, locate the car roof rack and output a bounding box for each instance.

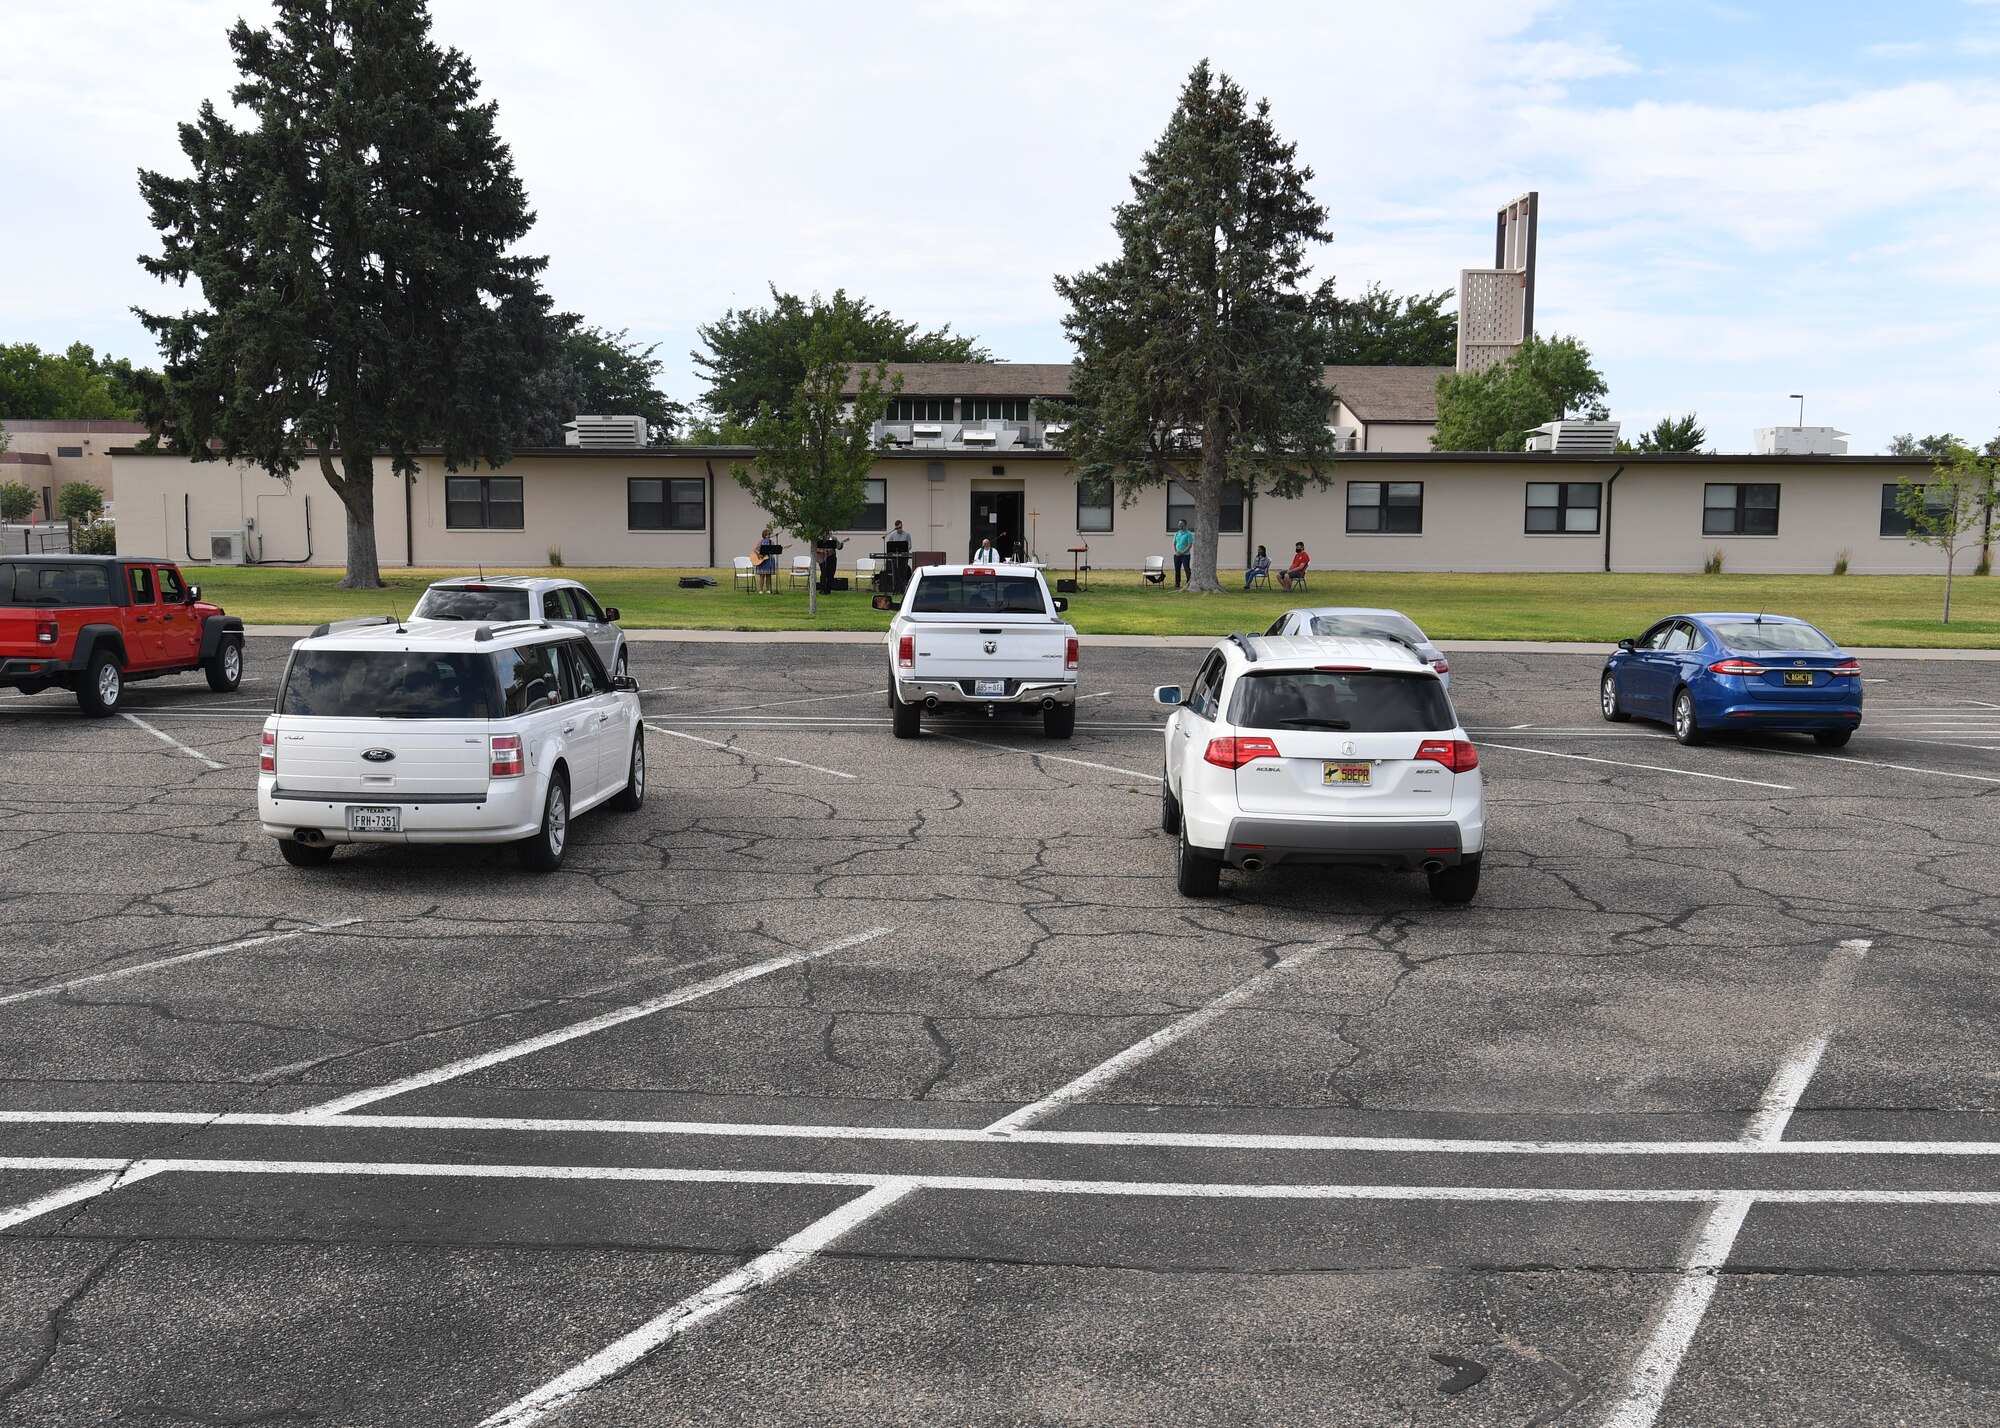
[472,620,554,642]
[309,614,400,638]
[1226,631,1258,663]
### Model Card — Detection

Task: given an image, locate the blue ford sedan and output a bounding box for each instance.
[1601,613,1862,747]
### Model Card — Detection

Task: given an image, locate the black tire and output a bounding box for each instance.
[1672,688,1705,746]
[1161,773,1181,834]
[614,647,629,681]
[1044,702,1075,740]
[1814,729,1854,748]
[75,651,123,717]
[1600,670,1630,722]
[518,771,570,871]
[1428,853,1481,905]
[891,689,921,739]
[610,732,645,811]
[205,637,243,692]
[278,838,335,868]
[1176,827,1220,898]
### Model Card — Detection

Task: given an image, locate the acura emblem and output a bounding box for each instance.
[361,748,396,763]
[983,640,998,654]
[1341,740,1356,757]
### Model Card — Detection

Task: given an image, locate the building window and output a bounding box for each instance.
[1703,482,1779,536]
[1077,479,1114,533]
[964,399,1031,422]
[885,397,950,423]
[1347,481,1424,533]
[1166,480,1244,533]
[1525,481,1601,534]
[854,478,887,531]
[56,446,83,459]
[445,476,524,530]
[628,477,705,531]
[1880,482,1955,537]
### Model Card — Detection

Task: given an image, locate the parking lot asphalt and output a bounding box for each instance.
[0,635,1997,1426]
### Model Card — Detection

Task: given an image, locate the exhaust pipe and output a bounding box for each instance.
[294,828,326,846]
[1240,856,1265,872]
[924,695,939,710]
[1421,859,1445,875]
[1041,697,1056,710]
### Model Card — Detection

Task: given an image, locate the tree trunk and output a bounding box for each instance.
[1943,552,1954,624]
[334,448,383,590]
[1185,421,1227,593]
[807,535,819,618]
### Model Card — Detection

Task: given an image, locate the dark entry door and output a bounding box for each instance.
[970,490,1025,560]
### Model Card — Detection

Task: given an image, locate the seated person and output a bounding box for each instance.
[1277,541,1310,591]
[1244,545,1271,590]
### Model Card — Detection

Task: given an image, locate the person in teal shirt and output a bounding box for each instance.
[1172,519,1193,588]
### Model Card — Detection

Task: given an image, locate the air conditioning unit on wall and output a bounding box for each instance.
[209,530,246,565]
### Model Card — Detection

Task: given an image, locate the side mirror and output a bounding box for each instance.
[1154,685,1183,706]
[187,584,201,603]
[871,593,897,612]
[1051,596,1069,613]
[1617,638,1635,652]
[601,606,621,622]
[612,674,638,693]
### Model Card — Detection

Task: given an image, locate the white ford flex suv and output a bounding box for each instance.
[1156,633,1485,902]
[259,616,645,871]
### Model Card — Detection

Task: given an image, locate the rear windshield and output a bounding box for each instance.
[411,586,530,622]
[910,574,1047,615]
[1310,612,1424,646]
[280,650,494,719]
[1229,670,1454,733]
[1711,621,1836,653]
[0,562,113,607]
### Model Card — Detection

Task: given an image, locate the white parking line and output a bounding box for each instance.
[1479,743,1792,790]
[0,920,364,1010]
[680,688,889,716]
[928,731,1162,781]
[120,712,226,768]
[477,948,1322,1426]
[0,1165,161,1232]
[1600,938,1869,1428]
[1753,745,2000,785]
[644,723,857,780]
[298,927,893,1116]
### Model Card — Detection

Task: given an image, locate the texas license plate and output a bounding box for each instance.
[1324,761,1371,786]
[346,806,401,833]
[974,678,1006,696]
[1783,671,1814,686]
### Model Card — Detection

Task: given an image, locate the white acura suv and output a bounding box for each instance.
[259,615,645,871]
[1156,633,1485,902]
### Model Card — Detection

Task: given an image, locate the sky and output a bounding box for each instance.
[5,0,2000,453]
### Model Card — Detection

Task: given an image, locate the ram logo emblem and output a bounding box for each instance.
[983,640,998,654]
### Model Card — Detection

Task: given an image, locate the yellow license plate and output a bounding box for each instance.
[1323,761,1371,786]
[1783,671,1814,686]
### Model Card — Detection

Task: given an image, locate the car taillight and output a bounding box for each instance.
[1829,660,1861,677]
[1429,658,1450,676]
[1416,739,1479,772]
[34,620,57,645]
[1204,736,1281,769]
[897,636,915,669]
[259,729,275,774]
[490,733,524,778]
[1065,636,1080,671]
[1708,658,1765,676]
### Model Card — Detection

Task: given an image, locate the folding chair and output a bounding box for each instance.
[789,555,814,589]
[854,556,879,590]
[731,555,756,591]
[1142,555,1167,586]
[1246,567,1271,590]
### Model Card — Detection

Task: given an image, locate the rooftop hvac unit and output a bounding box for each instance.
[1525,420,1620,455]
[563,414,648,448]
[1753,426,1848,456]
[209,529,246,565]
[1328,425,1359,452]
[911,423,944,440]
[961,428,998,446]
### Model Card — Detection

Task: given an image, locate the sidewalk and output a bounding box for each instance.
[240,626,2000,659]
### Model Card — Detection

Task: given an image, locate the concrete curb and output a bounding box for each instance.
[238,625,2000,659]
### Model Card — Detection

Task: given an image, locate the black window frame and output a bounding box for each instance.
[1165,480,1244,534]
[1879,482,1953,538]
[445,476,525,531]
[627,476,706,532]
[1346,480,1424,534]
[884,397,950,423]
[55,446,83,459]
[1524,481,1602,534]
[854,478,887,531]
[1077,479,1114,533]
[963,398,1031,422]
[1702,482,1779,536]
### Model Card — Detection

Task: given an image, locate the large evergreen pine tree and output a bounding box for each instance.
[1056,62,1338,593]
[136,0,552,588]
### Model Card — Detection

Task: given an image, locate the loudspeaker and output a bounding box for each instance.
[832,577,850,591]
[1055,579,1079,594]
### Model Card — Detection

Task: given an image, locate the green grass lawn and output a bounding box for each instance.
[190,564,2000,647]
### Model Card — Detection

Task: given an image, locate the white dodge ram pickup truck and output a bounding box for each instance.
[887,563,1080,740]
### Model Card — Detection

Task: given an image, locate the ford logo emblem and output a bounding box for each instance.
[361,748,396,763]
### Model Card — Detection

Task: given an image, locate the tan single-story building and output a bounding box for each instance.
[108,442,1962,578]
[0,418,144,516]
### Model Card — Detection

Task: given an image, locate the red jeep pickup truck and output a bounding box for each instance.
[0,555,245,715]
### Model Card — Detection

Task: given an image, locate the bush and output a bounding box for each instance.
[1703,548,1725,575]
[58,481,105,527]
[547,545,564,568]
[0,481,33,525]
[1832,548,1850,576]
[73,519,117,555]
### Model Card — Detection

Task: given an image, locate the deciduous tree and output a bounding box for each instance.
[1056,61,1338,593]
[58,482,105,527]
[1896,440,1997,623]
[0,343,135,421]
[1432,335,1608,451]
[515,319,687,447]
[0,483,34,526]
[1636,413,1707,454]
[1325,283,1457,366]
[136,0,553,588]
